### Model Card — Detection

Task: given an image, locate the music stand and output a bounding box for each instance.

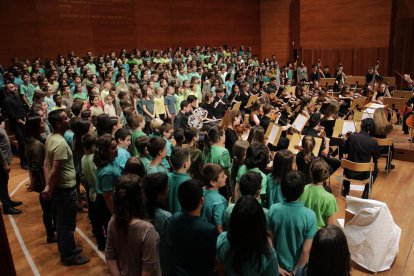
[265,123,283,146]
[347,76,366,86]
[332,119,361,138]
[393,90,412,102]
[383,97,405,111]
[288,135,322,156]
[320,78,336,87]
[232,101,241,112]
[351,97,367,110]
[292,114,309,132]
[245,94,259,108]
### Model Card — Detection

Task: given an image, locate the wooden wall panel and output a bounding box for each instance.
[300,0,392,49]
[260,0,291,63]
[0,0,260,66]
[300,0,393,76]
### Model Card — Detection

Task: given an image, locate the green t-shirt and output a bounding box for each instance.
[96,161,122,194]
[73,91,88,101]
[81,153,97,202]
[131,130,147,156]
[266,174,284,207]
[202,189,228,226]
[19,83,36,104]
[45,133,76,189]
[236,165,267,195]
[168,172,191,214]
[174,93,185,114]
[300,184,339,229]
[267,201,317,271]
[154,208,174,274]
[138,155,152,171]
[203,145,231,175]
[146,163,168,175]
[216,232,278,276]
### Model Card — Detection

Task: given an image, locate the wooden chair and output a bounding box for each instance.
[374,138,393,175]
[339,159,375,199]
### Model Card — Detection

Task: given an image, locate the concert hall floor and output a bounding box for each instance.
[3,126,414,275]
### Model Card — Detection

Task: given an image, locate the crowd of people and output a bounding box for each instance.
[0,44,413,275]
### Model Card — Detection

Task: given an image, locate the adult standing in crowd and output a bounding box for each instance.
[43,109,89,266]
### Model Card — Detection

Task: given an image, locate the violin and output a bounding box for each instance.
[235,124,247,135]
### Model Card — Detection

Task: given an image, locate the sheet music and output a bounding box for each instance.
[362,108,375,120]
[369,103,385,109]
[342,121,356,135]
[292,114,308,132]
[268,125,281,145]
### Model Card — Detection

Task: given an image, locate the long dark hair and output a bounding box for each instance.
[73,120,91,155]
[143,172,169,220]
[25,115,42,142]
[93,134,116,168]
[203,125,224,154]
[228,196,271,274]
[113,174,148,233]
[271,149,293,182]
[307,225,351,276]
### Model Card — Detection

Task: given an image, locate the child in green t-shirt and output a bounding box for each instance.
[168,147,191,213]
[201,163,228,233]
[300,159,338,229]
[146,137,168,175]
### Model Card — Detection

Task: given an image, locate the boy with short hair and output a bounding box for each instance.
[267,171,317,275]
[223,171,266,229]
[201,163,228,233]
[174,100,191,129]
[168,147,191,213]
[114,128,131,170]
[130,114,147,156]
[168,179,219,276]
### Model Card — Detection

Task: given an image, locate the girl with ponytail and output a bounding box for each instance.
[202,125,231,176]
[296,135,316,184]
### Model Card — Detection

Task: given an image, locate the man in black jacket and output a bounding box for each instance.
[342,118,381,198]
[2,82,28,169]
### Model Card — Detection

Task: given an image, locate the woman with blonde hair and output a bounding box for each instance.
[373,108,394,170]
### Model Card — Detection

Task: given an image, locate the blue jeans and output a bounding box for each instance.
[53,187,78,263]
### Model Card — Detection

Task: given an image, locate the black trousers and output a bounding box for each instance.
[0,165,11,210]
[95,194,111,250]
[53,187,79,264]
[39,193,56,238]
[9,121,27,164]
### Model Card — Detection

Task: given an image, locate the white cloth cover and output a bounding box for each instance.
[344,196,401,272]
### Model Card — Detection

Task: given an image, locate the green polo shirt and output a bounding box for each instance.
[202,189,228,226]
[236,165,267,195]
[266,174,284,207]
[168,172,191,213]
[300,184,338,229]
[267,201,317,271]
[203,145,231,174]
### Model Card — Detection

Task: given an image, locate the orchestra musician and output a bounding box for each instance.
[323,65,332,78]
[402,91,414,135]
[342,118,381,199]
[212,87,229,119]
[365,66,383,87]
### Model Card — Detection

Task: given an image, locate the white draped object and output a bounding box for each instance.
[344,196,401,272]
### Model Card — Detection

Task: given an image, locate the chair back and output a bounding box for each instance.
[341,159,374,172]
[374,138,393,147]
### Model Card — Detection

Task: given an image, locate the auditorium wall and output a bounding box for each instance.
[260,0,393,76]
[0,0,261,66]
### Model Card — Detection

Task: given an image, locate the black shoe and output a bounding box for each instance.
[341,190,349,197]
[3,207,22,215]
[75,246,83,254]
[47,235,57,243]
[10,200,22,207]
[385,164,395,170]
[20,164,29,170]
[63,255,89,266]
[403,130,409,135]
